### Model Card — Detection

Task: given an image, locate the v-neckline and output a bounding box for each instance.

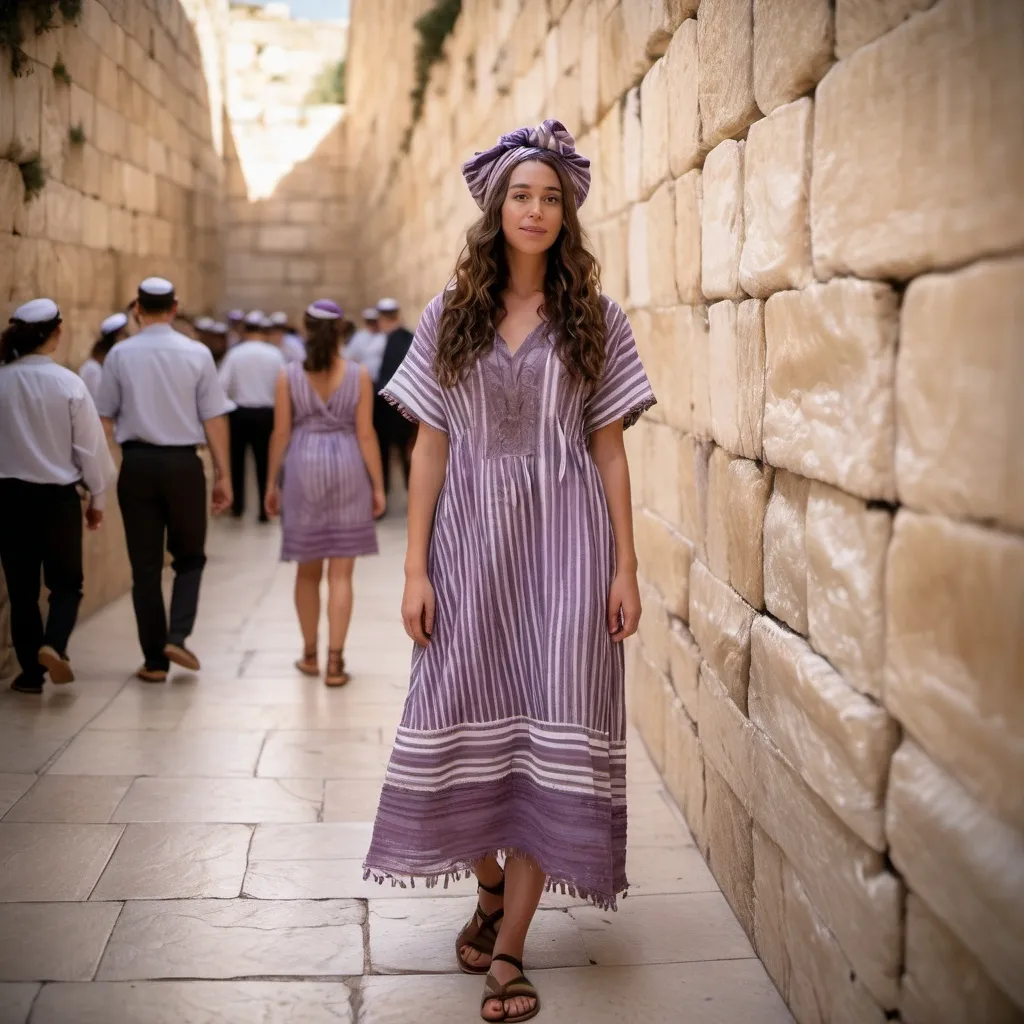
[305,361,348,409]
[496,319,547,359]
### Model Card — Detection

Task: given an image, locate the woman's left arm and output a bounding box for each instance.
[590,419,641,642]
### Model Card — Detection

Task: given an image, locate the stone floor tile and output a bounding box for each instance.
[0,776,34,817]
[0,983,39,1024]
[357,973,482,1024]
[570,892,755,966]
[257,732,389,779]
[250,822,374,860]
[0,695,111,732]
[96,899,364,980]
[367,899,590,975]
[110,777,323,823]
[625,844,718,895]
[47,730,266,777]
[0,730,70,774]
[323,780,386,821]
[86,704,188,730]
[0,823,123,901]
[0,903,122,981]
[626,783,698,846]
[4,776,133,823]
[30,981,354,1023]
[90,824,252,900]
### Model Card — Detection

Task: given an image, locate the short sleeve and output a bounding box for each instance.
[196,346,236,420]
[584,298,657,434]
[379,294,448,433]
[93,350,121,419]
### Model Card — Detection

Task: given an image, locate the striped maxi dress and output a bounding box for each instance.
[363,293,655,909]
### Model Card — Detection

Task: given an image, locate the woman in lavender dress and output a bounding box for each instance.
[265,300,385,687]
[363,121,655,1022]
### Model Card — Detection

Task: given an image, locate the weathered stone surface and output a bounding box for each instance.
[697,0,759,151]
[678,433,707,551]
[703,765,754,938]
[673,169,702,304]
[725,457,773,609]
[636,307,694,434]
[688,560,755,712]
[579,0,600,128]
[753,0,833,113]
[595,103,624,218]
[884,511,1024,831]
[640,57,670,198]
[835,0,938,58]
[630,649,672,771]
[735,300,765,462]
[638,582,672,674]
[663,695,704,842]
[750,616,899,850]
[646,180,678,306]
[703,447,734,582]
[668,619,701,720]
[708,301,741,454]
[762,470,810,635]
[763,280,898,501]
[896,257,1024,531]
[634,511,693,621]
[689,306,713,440]
[805,481,891,699]
[886,740,1024,1008]
[626,199,650,309]
[701,140,745,301]
[902,893,1023,1024]
[622,86,643,204]
[0,162,21,235]
[643,421,682,527]
[699,663,755,807]
[665,18,700,178]
[813,0,1024,280]
[739,97,814,298]
[751,728,903,1008]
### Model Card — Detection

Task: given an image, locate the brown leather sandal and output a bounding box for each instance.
[480,954,540,1022]
[324,649,350,687]
[456,873,505,974]
[295,646,319,677]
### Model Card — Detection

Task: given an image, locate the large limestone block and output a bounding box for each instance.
[805,481,891,699]
[648,0,697,56]
[0,162,20,235]
[753,0,833,114]
[812,0,1024,280]
[699,663,755,807]
[706,299,765,461]
[630,649,671,771]
[638,583,672,674]
[668,619,701,719]
[835,0,938,58]
[751,728,904,1008]
[739,97,814,298]
[697,0,759,151]
[579,1,600,128]
[689,306,712,440]
[704,447,734,581]
[593,213,628,301]
[678,432,707,551]
[763,280,898,501]
[701,140,745,301]
[726,457,773,609]
[673,169,702,304]
[663,695,704,843]
[736,300,765,461]
[627,201,651,309]
[634,510,693,620]
[884,511,1024,831]
[635,307,692,434]
[599,5,649,121]
[703,764,754,937]
[622,87,643,206]
[12,71,42,153]
[643,421,681,527]
[640,57,670,198]
[902,893,1023,1024]
[665,18,700,178]
[596,104,624,217]
[896,257,1024,531]
[646,180,678,306]
[886,740,1024,1007]
[750,616,899,850]
[688,560,755,711]
[762,470,810,635]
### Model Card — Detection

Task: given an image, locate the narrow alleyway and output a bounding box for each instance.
[0,518,792,1023]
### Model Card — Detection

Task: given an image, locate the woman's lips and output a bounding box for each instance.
[520,226,546,235]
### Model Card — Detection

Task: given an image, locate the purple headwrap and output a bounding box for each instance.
[462,118,591,211]
[306,299,342,321]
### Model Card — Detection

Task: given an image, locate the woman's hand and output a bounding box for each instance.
[402,572,435,647]
[264,485,281,518]
[372,486,386,518]
[608,570,641,642]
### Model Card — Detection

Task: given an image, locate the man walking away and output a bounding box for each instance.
[96,277,234,682]
[373,297,414,508]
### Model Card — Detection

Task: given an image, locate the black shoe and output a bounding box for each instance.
[258,514,269,524]
[10,675,43,694]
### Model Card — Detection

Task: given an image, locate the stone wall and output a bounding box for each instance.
[0,0,231,677]
[343,0,1024,1019]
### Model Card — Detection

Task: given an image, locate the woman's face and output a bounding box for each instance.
[501,159,564,257]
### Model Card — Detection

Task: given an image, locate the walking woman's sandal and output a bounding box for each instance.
[295,646,319,677]
[324,649,350,687]
[457,873,506,974]
[480,954,540,1022]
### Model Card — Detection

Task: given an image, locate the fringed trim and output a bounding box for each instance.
[378,390,421,425]
[362,847,628,912]
[623,394,657,431]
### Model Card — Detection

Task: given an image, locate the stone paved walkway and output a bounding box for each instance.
[0,517,793,1023]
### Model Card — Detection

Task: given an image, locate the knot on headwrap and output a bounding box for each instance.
[462,118,591,211]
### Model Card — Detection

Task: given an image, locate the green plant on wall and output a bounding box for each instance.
[0,0,82,77]
[410,0,460,124]
[306,58,346,105]
[52,54,71,84]
[4,143,47,202]
[68,122,85,145]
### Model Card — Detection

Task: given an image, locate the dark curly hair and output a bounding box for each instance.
[435,151,605,388]
[303,314,341,373]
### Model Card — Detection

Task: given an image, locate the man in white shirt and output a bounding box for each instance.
[218,312,286,522]
[96,277,234,682]
[344,307,386,381]
[268,311,305,363]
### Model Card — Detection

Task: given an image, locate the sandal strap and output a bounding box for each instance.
[491,953,523,972]
[478,874,505,896]
[477,905,504,931]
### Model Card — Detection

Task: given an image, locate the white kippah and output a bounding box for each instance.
[228,308,244,320]
[193,316,215,331]
[259,314,274,329]
[210,322,228,334]
[269,311,288,326]
[244,309,266,327]
[377,297,400,313]
[362,307,380,320]
[100,312,129,335]
[139,276,174,296]
[13,298,60,324]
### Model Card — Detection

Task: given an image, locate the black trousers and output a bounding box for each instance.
[229,406,274,519]
[373,396,414,496]
[0,480,83,685]
[117,444,206,671]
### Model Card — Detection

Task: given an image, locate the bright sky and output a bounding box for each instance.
[248,0,349,20]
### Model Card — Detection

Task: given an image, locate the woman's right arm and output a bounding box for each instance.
[264,370,292,516]
[355,368,386,514]
[402,423,449,646]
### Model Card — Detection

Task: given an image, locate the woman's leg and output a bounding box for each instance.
[326,557,355,650]
[294,560,323,653]
[483,856,545,1021]
[461,855,506,969]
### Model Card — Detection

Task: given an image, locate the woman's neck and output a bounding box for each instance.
[504,246,546,299]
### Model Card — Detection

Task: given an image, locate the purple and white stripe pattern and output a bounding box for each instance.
[362,294,655,909]
[279,361,377,562]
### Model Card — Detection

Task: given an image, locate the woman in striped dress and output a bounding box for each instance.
[264,300,385,686]
[363,120,655,1022]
